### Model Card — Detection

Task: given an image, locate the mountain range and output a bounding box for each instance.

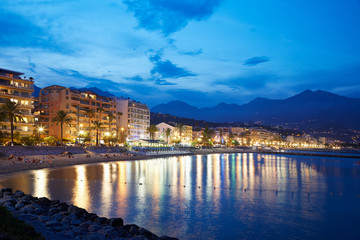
[151,90,360,130]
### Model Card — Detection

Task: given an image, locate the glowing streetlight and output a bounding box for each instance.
[105,132,110,136]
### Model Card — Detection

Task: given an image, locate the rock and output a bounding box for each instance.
[159,236,180,240]
[88,224,102,232]
[15,201,25,209]
[0,196,16,205]
[78,222,90,231]
[1,188,12,195]
[87,213,98,222]
[68,205,87,218]
[50,199,60,205]
[71,218,82,226]
[109,217,124,227]
[94,217,107,225]
[36,197,51,206]
[138,227,158,240]
[14,190,25,198]
[51,212,64,222]
[34,207,47,215]
[46,220,63,228]
[38,215,50,222]
[129,225,140,236]
[18,204,34,213]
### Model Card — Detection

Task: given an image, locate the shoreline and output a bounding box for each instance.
[1,148,359,175]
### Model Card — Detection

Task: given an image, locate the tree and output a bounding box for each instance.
[165,128,172,144]
[202,126,214,146]
[177,124,185,143]
[227,132,235,146]
[92,120,103,146]
[96,107,104,138]
[147,124,158,140]
[51,110,72,146]
[44,136,57,146]
[0,100,24,146]
[85,109,95,143]
[107,113,115,133]
[116,111,123,138]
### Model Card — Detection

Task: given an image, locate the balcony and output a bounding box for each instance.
[0,80,34,91]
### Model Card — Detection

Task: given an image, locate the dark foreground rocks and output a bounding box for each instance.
[0,188,178,240]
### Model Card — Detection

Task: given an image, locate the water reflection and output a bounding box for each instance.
[1,153,360,240]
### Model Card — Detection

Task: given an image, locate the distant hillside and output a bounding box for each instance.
[150,112,222,128]
[151,90,360,130]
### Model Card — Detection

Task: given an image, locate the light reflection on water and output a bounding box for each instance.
[1,153,360,239]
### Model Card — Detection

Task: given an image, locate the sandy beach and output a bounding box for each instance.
[0,148,248,175]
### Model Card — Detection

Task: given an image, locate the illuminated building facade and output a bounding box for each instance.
[115,97,150,141]
[37,85,116,142]
[0,68,35,138]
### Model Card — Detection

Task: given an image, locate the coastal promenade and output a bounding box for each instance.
[0,146,248,175]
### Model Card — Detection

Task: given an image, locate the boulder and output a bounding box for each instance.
[109,217,124,227]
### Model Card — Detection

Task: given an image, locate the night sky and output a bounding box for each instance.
[1,0,360,107]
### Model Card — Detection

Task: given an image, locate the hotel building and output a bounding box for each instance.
[0,68,35,138]
[114,97,150,141]
[155,122,192,145]
[37,85,117,142]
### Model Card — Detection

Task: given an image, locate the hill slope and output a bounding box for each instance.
[151,90,360,130]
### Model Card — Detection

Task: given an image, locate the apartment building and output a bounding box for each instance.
[37,85,117,143]
[250,128,281,143]
[155,122,192,145]
[0,68,34,138]
[115,97,150,141]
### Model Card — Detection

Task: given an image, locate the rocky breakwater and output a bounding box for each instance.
[0,188,178,240]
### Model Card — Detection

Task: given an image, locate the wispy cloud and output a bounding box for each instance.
[149,52,196,78]
[181,49,203,56]
[123,0,224,36]
[243,56,270,66]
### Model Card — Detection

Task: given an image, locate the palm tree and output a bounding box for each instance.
[96,107,104,138]
[107,113,115,133]
[165,128,172,144]
[51,110,72,146]
[177,124,185,143]
[85,109,95,142]
[92,120,103,146]
[147,124,158,140]
[96,107,104,120]
[0,100,24,146]
[116,111,123,138]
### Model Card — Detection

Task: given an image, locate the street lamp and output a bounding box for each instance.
[38,126,44,138]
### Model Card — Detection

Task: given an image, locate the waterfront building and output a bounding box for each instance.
[0,68,35,138]
[250,128,281,143]
[37,85,116,143]
[154,122,192,145]
[114,97,150,141]
[155,122,174,142]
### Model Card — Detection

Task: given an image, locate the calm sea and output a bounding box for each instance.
[1,153,360,240]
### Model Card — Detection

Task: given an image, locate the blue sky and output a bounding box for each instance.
[1,0,360,107]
